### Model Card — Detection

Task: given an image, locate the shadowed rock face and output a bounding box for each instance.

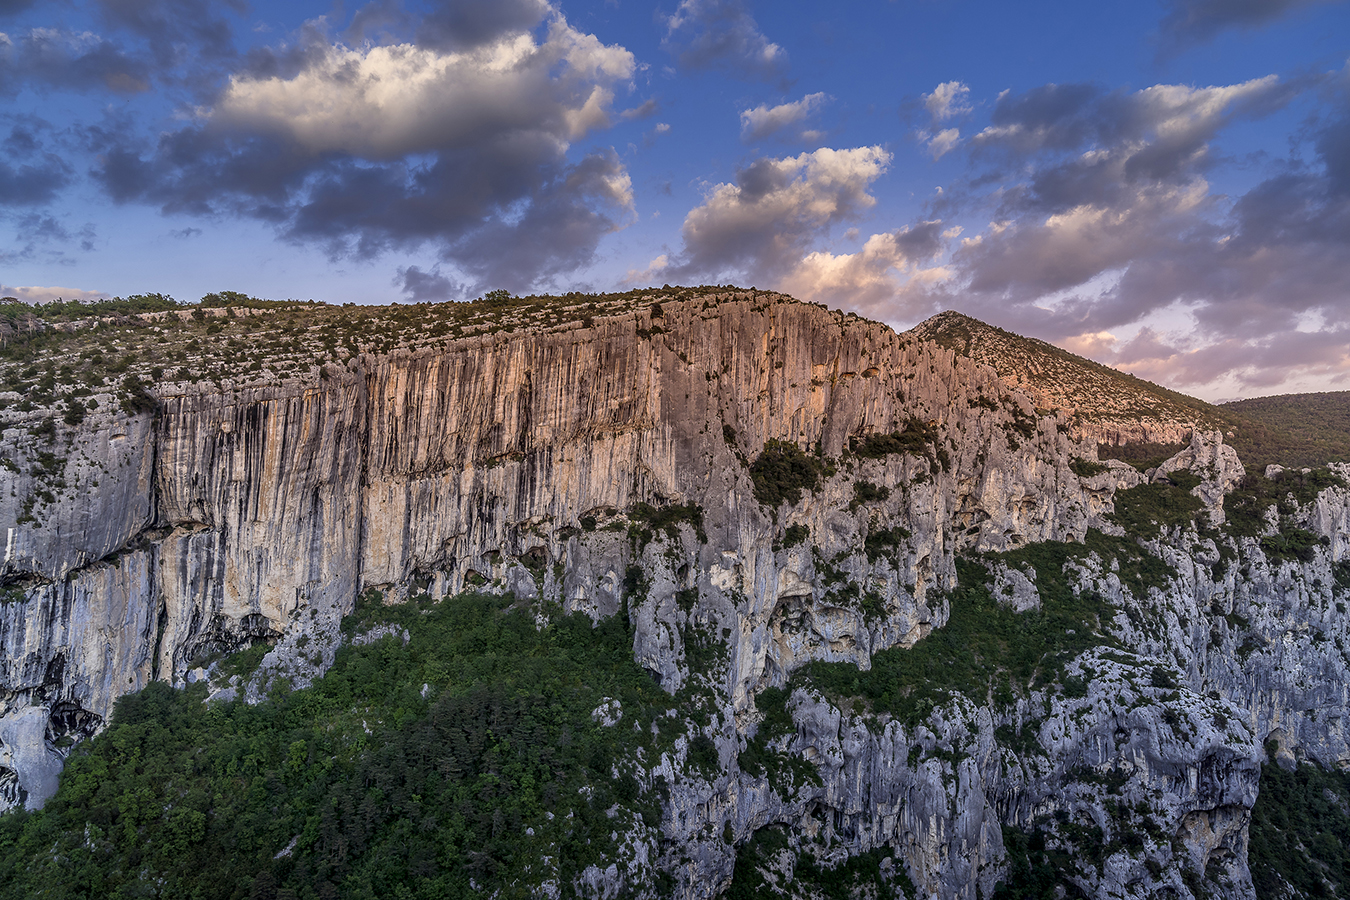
[0,291,1345,899]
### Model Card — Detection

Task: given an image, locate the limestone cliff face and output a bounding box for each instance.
[1,410,156,582]
[0,293,1346,900]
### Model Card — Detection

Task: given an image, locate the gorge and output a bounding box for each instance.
[0,288,1347,899]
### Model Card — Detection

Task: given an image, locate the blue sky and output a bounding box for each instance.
[2,0,1348,400]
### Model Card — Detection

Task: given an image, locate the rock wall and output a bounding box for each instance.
[0,293,1345,900]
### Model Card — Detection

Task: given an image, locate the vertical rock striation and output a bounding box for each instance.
[0,292,1345,899]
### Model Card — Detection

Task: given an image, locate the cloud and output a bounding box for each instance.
[212,18,634,159]
[413,0,552,51]
[890,74,1350,395]
[0,1,247,97]
[778,220,948,313]
[924,81,971,120]
[396,263,461,301]
[740,92,828,142]
[1156,0,1342,48]
[973,76,1294,166]
[970,76,1292,215]
[0,117,72,208]
[0,154,70,205]
[0,27,151,95]
[671,145,891,281]
[621,98,660,120]
[663,0,784,80]
[921,127,961,159]
[91,12,638,294]
[0,284,109,304]
[96,0,245,68]
[623,252,669,285]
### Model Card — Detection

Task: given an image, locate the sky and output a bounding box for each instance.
[1,0,1349,401]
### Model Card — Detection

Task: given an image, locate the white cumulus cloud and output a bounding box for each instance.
[740,92,828,141]
[211,16,635,159]
[673,145,892,280]
[924,81,971,120]
[0,284,110,304]
[923,127,961,159]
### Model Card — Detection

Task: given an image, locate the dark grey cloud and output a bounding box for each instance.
[236,21,333,83]
[96,133,631,289]
[345,0,552,51]
[415,0,550,50]
[2,213,93,266]
[0,0,251,98]
[344,0,412,46]
[17,213,70,241]
[892,219,945,261]
[621,99,660,120]
[1317,110,1350,195]
[95,0,245,66]
[974,75,1297,222]
[0,122,71,205]
[977,83,1112,154]
[448,150,630,291]
[663,0,784,80]
[1157,0,1343,47]
[0,28,151,96]
[396,264,461,301]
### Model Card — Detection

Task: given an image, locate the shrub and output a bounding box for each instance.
[852,481,890,507]
[773,524,808,552]
[864,525,910,563]
[1261,528,1322,564]
[1108,482,1202,539]
[749,440,822,507]
[1070,458,1108,478]
[850,418,938,459]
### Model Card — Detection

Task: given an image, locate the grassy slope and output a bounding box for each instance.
[908,311,1350,471]
[1220,392,1350,469]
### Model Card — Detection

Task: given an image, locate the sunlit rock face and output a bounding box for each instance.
[0,291,1346,900]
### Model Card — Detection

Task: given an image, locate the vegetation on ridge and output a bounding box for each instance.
[910,310,1350,471]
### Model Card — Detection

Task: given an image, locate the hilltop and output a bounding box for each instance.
[1220,392,1350,465]
[3,294,1345,475]
[907,310,1349,471]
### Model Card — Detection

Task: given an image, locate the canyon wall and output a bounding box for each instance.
[0,293,1345,900]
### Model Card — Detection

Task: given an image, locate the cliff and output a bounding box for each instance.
[0,291,1347,900]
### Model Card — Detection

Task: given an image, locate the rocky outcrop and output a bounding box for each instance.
[0,292,1346,899]
[1152,430,1246,523]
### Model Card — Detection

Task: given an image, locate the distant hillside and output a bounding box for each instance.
[906,311,1223,447]
[1220,392,1350,468]
[907,311,1348,471]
